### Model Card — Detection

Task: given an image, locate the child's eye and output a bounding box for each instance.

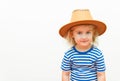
[77,32,82,34]
[86,32,91,34]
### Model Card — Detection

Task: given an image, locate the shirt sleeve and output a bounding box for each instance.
[61,54,72,71]
[96,53,106,72]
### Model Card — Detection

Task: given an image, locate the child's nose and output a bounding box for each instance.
[81,34,87,38]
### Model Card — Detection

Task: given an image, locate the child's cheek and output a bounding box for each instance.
[74,37,81,43]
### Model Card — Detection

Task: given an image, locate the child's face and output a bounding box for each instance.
[72,25,94,47]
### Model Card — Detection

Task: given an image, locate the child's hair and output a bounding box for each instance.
[64,24,99,46]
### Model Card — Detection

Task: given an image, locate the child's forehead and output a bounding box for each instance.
[71,24,95,30]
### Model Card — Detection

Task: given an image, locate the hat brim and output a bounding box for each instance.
[59,20,107,37]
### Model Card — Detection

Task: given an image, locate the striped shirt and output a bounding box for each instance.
[61,45,106,81]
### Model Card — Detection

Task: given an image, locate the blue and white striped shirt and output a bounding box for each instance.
[61,46,106,81]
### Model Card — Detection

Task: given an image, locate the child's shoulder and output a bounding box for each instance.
[93,46,102,52]
[64,46,75,57]
[92,45,103,56]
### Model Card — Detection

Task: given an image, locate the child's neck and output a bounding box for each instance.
[75,44,92,52]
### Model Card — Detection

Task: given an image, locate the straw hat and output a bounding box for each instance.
[59,9,107,38]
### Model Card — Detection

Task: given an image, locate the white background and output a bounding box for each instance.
[0,0,120,81]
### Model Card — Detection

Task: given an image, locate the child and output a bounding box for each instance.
[59,9,107,81]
